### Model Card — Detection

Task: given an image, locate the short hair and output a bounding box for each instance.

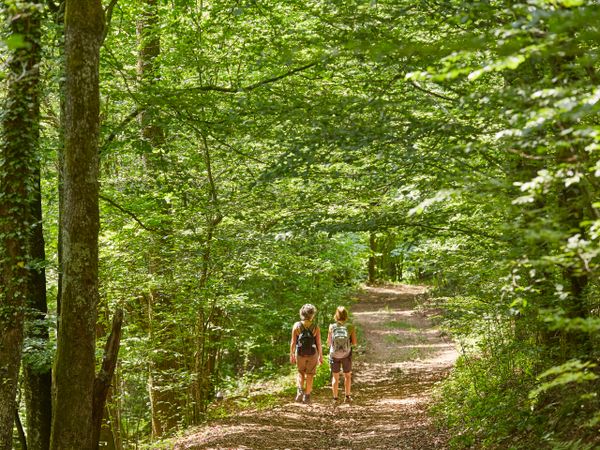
[334,306,348,322]
[300,304,316,320]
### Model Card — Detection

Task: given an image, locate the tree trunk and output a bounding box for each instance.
[92,309,123,449]
[192,134,224,422]
[557,150,590,356]
[55,1,66,331]
[367,232,376,285]
[0,2,42,448]
[136,0,183,436]
[50,1,104,449]
[14,411,27,450]
[137,0,163,152]
[147,291,181,437]
[23,167,52,450]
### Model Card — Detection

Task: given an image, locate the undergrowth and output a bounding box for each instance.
[432,295,600,449]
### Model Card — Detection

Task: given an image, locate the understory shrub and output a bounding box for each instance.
[433,295,599,449]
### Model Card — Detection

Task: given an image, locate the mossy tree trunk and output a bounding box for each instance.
[50,1,104,448]
[0,2,43,448]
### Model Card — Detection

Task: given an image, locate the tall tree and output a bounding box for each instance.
[0,1,43,448]
[135,0,183,436]
[23,168,52,450]
[50,0,104,448]
[23,3,52,440]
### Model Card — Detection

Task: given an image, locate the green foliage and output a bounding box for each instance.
[398,0,600,446]
[3,33,28,50]
[97,0,598,442]
[530,360,598,405]
[21,327,54,374]
[433,353,539,449]
[7,0,598,446]
[312,358,332,391]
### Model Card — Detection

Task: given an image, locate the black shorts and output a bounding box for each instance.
[330,349,352,373]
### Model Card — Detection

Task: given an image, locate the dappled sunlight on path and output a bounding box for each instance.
[175,285,457,449]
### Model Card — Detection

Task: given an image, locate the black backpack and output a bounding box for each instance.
[296,323,317,356]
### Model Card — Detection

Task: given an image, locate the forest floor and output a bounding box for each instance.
[174,285,458,449]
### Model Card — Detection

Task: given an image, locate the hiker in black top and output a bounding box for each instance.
[290,303,323,404]
[327,306,357,403]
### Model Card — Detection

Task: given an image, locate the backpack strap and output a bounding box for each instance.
[295,322,302,345]
[300,321,316,334]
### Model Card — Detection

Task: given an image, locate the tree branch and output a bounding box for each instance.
[102,0,120,44]
[99,194,162,232]
[321,218,500,241]
[244,61,319,90]
[410,80,456,102]
[47,0,60,14]
[100,107,143,155]
[505,147,548,161]
[170,61,320,95]
[409,222,498,240]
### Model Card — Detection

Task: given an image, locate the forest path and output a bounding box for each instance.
[175,285,457,449]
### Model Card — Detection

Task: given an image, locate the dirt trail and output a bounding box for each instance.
[175,285,457,449]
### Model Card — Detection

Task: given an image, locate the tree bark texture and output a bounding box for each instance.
[54,0,66,330]
[92,309,123,449]
[14,410,27,450]
[50,1,104,449]
[137,0,164,152]
[0,2,42,449]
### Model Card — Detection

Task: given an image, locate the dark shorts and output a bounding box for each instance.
[330,350,352,373]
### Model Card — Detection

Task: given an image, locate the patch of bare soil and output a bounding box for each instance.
[175,285,457,450]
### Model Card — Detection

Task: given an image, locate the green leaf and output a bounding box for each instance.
[558,0,585,6]
[5,34,30,50]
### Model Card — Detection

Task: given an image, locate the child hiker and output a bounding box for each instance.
[290,303,323,404]
[327,306,357,403]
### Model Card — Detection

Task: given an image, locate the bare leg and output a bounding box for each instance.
[297,372,306,391]
[305,374,315,395]
[332,372,340,399]
[344,372,352,396]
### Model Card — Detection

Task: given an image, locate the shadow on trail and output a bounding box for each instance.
[175,285,457,450]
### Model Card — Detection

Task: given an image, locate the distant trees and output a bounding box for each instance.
[2,0,598,448]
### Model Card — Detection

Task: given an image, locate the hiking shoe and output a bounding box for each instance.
[344,395,352,403]
[295,388,303,403]
[303,393,311,404]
